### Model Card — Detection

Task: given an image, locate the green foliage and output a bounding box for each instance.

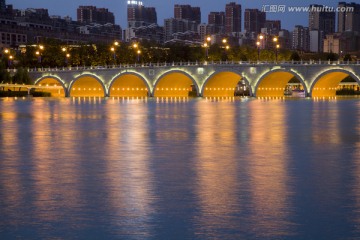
[9,38,306,67]
[13,67,31,84]
[343,54,352,62]
[0,60,12,83]
[290,51,301,61]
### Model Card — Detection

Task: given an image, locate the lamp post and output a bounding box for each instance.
[205,36,211,59]
[273,37,278,63]
[110,41,119,62]
[137,50,141,62]
[8,55,13,67]
[66,53,70,65]
[3,49,13,67]
[36,45,44,64]
[133,43,140,62]
[257,35,264,62]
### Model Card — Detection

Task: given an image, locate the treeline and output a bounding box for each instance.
[3,38,350,69]
[0,61,31,84]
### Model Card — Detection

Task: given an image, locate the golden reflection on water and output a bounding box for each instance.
[29,99,83,222]
[247,101,292,237]
[194,101,241,233]
[0,99,23,218]
[103,101,155,234]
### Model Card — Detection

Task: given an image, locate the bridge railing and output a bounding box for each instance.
[8,59,360,73]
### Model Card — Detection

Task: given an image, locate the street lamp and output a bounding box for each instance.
[65,53,70,65]
[8,55,13,67]
[137,49,141,62]
[204,36,211,59]
[36,45,44,64]
[257,34,264,62]
[273,37,278,62]
[110,47,116,60]
[256,41,261,61]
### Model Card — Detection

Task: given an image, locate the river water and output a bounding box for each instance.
[0,97,360,239]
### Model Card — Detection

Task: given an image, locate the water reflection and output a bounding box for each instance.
[194,101,241,237]
[1,98,360,239]
[247,101,293,238]
[103,101,155,237]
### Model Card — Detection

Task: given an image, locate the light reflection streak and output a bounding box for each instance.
[247,100,293,238]
[29,99,82,222]
[194,101,241,236]
[103,100,155,237]
[0,99,23,221]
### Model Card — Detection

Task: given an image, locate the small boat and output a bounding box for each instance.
[292,89,306,97]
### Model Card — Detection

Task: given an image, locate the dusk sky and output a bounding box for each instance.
[7,0,341,30]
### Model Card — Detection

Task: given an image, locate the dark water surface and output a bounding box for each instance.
[1,97,360,239]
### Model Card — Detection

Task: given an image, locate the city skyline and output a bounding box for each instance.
[7,0,340,31]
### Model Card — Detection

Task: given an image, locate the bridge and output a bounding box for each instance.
[23,61,360,98]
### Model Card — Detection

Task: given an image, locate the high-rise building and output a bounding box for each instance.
[0,0,6,12]
[174,4,201,24]
[264,20,281,32]
[309,4,335,34]
[225,2,242,34]
[127,1,157,28]
[338,2,360,33]
[208,12,225,34]
[292,25,310,51]
[77,6,115,25]
[244,9,266,34]
[164,18,198,42]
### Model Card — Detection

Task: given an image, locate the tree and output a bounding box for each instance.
[343,54,352,62]
[13,67,31,84]
[0,60,11,84]
[290,51,301,61]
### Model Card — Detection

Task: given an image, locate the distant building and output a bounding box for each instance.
[164,18,198,42]
[225,2,242,34]
[77,6,115,25]
[174,4,201,24]
[323,33,340,54]
[292,25,310,52]
[0,0,6,12]
[127,1,157,28]
[198,23,216,41]
[309,4,335,34]
[208,12,225,34]
[338,2,360,33]
[244,9,266,34]
[278,29,291,50]
[125,24,163,43]
[264,20,281,35]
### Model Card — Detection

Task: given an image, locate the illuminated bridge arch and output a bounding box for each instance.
[34,76,67,97]
[153,70,199,97]
[202,70,250,97]
[310,69,360,97]
[254,69,307,97]
[109,72,151,97]
[69,74,106,97]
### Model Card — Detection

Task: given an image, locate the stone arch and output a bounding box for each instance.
[254,69,307,97]
[153,70,199,97]
[310,68,360,97]
[202,70,250,97]
[34,76,67,97]
[109,72,151,97]
[69,74,106,97]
